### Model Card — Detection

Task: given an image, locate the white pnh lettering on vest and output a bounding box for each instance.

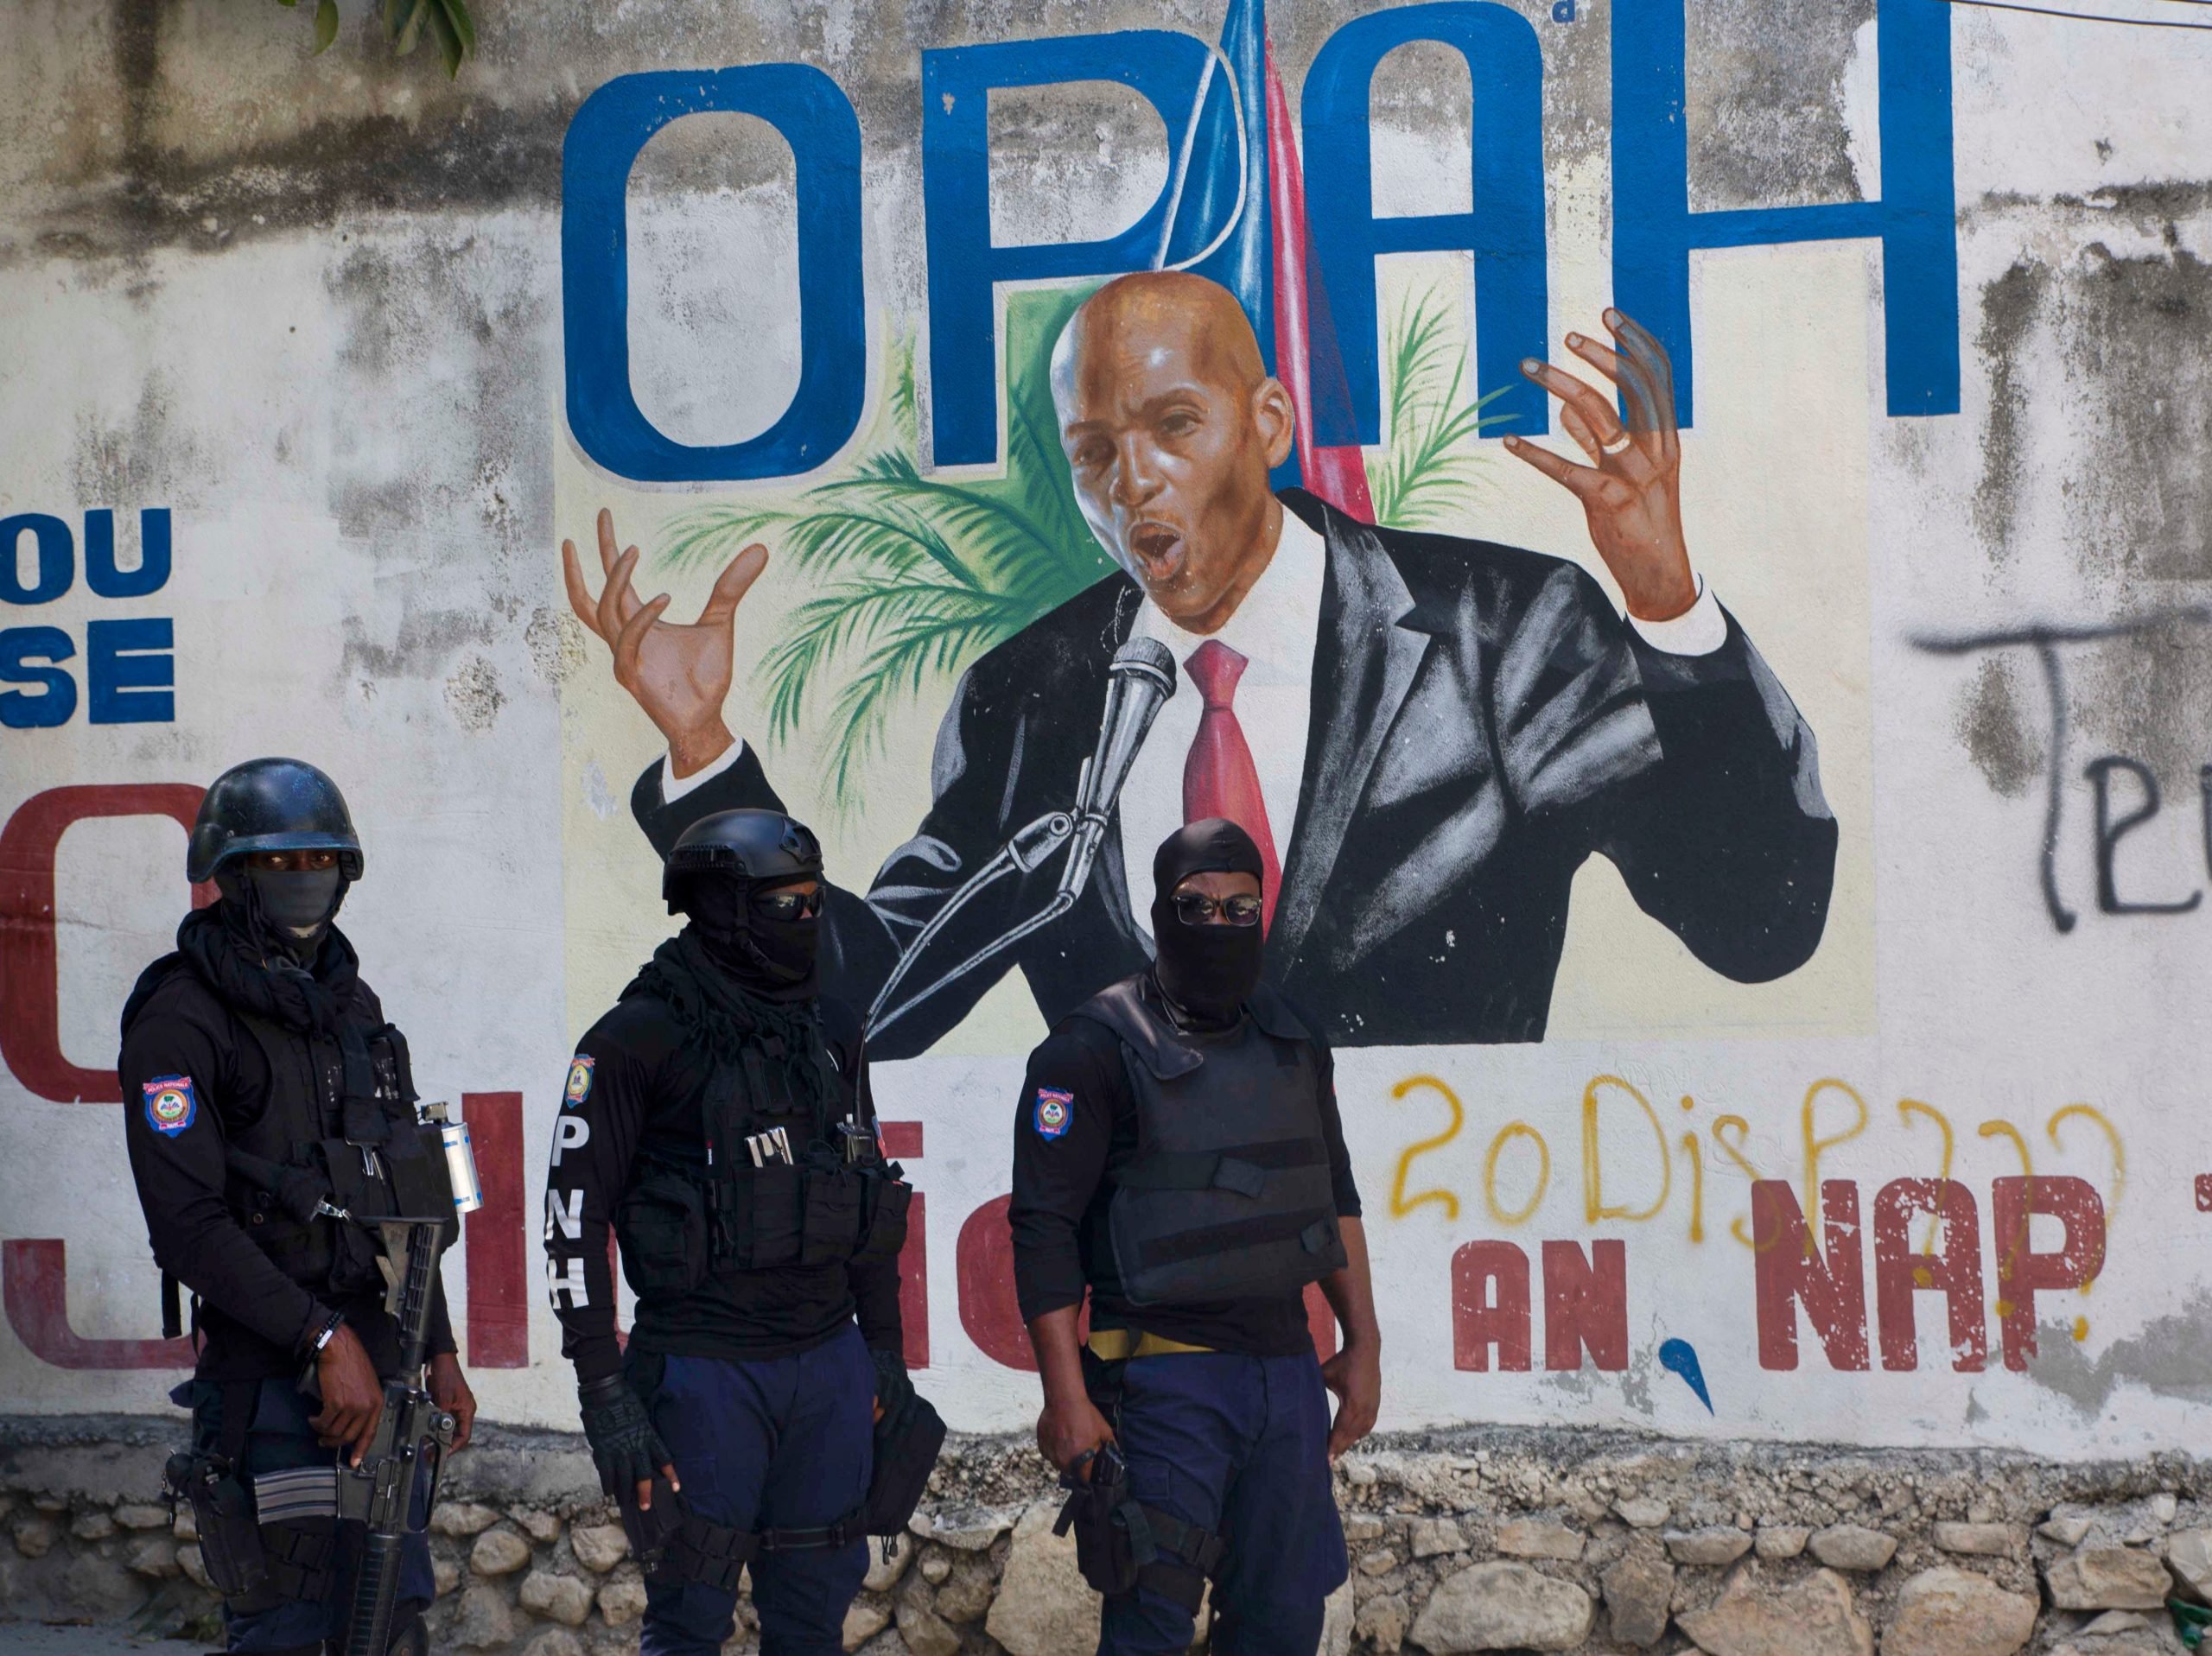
[546,1255,589,1310]
[545,1188,583,1242]
[550,1114,590,1167]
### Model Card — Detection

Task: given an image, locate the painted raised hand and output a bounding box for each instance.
[561,506,768,777]
[1504,308,1699,625]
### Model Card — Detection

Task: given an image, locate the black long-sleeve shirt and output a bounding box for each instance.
[1007,982,1363,1357]
[545,988,901,1385]
[119,963,454,1381]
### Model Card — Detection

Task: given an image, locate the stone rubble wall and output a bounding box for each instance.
[3,1417,2208,1654]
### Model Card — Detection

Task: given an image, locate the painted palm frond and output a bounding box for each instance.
[1367,284,1516,532]
[654,295,1113,819]
[655,282,1505,819]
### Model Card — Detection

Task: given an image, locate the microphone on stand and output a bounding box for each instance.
[1058,637,1177,900]
[864,636,1176,1040]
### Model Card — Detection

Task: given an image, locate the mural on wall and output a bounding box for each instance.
[565,276,1836,1055]
[558,0,1853,1058]
[5,0,2207,1454]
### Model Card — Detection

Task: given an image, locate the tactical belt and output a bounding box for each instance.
[641,1496,869,1594]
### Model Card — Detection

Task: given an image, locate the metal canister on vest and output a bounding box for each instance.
[418,1101,484,1216]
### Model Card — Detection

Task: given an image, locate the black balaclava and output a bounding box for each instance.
[214,865,346,961]
[1150,817,1266,1028]
[682,872,820,1001]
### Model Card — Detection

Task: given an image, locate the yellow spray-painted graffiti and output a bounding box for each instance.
[1801,1079,1870,1258]
[1582,1075,1671,1223]
[1484,1122,1551,1227]
[1897,1098,1955,1276]
[1389,1075,1463,1221]
[1381,1073,2128,1310]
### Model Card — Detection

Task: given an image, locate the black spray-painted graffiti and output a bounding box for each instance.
[1915,607,2212,932]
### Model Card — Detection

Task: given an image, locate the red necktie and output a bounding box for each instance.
[1183,638,1283,934]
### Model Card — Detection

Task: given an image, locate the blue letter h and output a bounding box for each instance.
[1611,0,1959,427]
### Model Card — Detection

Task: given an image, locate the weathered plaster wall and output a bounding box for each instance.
[3,0,2211,1526]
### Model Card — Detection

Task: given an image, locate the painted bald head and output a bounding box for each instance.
[1052,272,1295,633]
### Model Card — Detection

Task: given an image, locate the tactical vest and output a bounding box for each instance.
[223,1011,455,1302]
[613,1027,912,1306]
[1073,980,1347,1307]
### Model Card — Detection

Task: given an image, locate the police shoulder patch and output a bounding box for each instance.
[564,1055,596,1107]
[1033,1086,1073,1140]
[143,1075,197,1136]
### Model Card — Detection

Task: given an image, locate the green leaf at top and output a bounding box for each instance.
[425,3,462,76]
[438,0,477,56]
[313,0,340,54]
[391,0,429,55]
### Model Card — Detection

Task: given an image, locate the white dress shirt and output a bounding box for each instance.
[667,510,1730,939]
[1118,507,1330,926]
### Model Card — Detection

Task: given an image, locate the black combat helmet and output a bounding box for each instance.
[663,809,822,910]
[186,758,364,885]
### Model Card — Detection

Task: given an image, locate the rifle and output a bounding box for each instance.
[333,1210,458,1656]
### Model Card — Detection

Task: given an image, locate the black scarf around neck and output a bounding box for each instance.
[625,930,837,1125]
[149,900,363,1037]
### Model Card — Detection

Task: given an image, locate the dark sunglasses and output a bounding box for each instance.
[1170,891,1262,927]
[753,886,825,922]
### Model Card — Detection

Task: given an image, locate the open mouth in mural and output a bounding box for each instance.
[1127,521,1186,584]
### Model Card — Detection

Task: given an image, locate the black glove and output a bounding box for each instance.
[869,1346,915,1419]
[577,1374,671,1501]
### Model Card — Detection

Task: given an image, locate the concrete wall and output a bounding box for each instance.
[3,0,2210,1479]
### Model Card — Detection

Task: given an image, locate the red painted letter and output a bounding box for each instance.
[1452,1240,1531,1372]
[3,1239,192,1369]
[880,1121,928,1369]
[0,784,213,1103]
[957,1195,1033,1370]
[1993,1175,2105,1370]
[1872,1178,1985,1373]
[461,1091,527,1368]
[1543,1239,1628,1372]
[1753,1181,1869,1371]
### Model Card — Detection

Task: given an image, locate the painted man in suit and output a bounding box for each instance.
[563,271,1835,1056]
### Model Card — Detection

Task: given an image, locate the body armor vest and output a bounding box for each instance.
[613,1025,912,1307]
[225,1011,454,1300]
[1072,979,1347,1307]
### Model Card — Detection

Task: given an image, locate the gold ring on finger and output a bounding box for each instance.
[1599,430,1634,457]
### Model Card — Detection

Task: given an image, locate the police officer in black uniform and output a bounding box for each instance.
[544,809,918,1656]
[119,757,476,1656]
[1009,818,1382,1655]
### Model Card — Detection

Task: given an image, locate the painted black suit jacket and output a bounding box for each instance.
[632,490,1837,1056]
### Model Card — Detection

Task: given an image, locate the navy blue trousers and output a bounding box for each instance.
[1099,1352,1348,1656]
[178,1376,435,1653]
[637,1325,874,1656]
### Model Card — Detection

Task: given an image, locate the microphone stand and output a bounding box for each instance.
[861,801,1079,1039]
[863,640,1174,1042]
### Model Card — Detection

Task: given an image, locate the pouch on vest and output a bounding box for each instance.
[855,1174,912,1263]
[314,1139,390,1294]
[378,1121,458,1240]
[799,1168,864,1266]
[614,1172,708,1301]
[741,1162,804,1268]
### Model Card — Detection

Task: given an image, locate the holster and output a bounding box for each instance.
[166,1381,341,1615]
[1052,1352,1225,1614]
[164,1449,266,1600]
